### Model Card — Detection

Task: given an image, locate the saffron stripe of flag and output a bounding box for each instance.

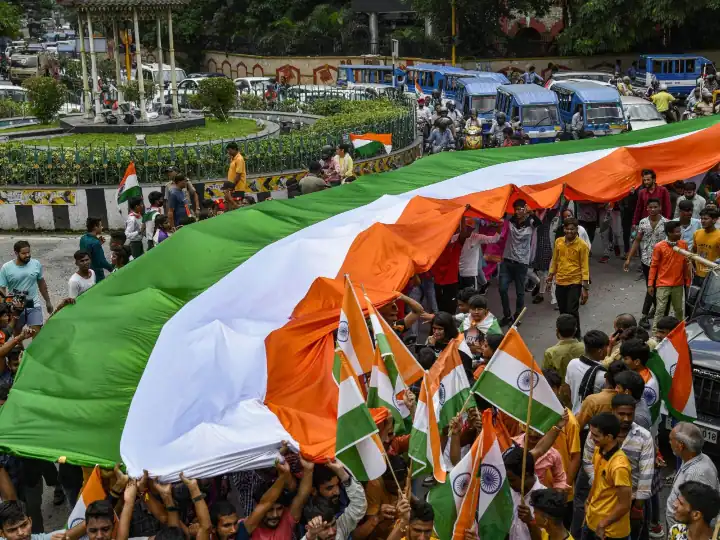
[649,321,696,421]
[67,465,107,529]
[337,276,375,376]
[374,308,424,385]
[409,376,446,482]
[117,162,142,204]
[472,327,563,433]
[334,348,386,481]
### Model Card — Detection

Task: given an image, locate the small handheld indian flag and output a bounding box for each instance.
[338,276,374,377]
[334,348,386,481]
[427,335,474,429]
[427,410,513,540]
[349,133,392,158]
[117,162,142,204]
[472,327,563,433]
[415,80,423,96]
[649,321,696,421]
[409,375,446,482]
[67,465,107,529]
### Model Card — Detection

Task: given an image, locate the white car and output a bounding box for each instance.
[621,96,667,131]
[234,77,274,95]
[155,76,207,107]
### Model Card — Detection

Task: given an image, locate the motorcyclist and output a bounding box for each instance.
[417,97,432,123]
[465,109,482,129]
[650,84,677,123]
[695,91,714,116]
[489,111,508,146]
[687,86,702,111]
[521,65,543,85]
[645,76,659,98]
[446,100,463,127]
[430,88,443,111]
[706,73,719,93]
[617,76,633,96]
[427,117,455,153]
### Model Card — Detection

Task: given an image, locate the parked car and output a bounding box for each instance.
[156,76,207,108]
[234,77,274,95]
[621,96,667,131]
[187,72,227,79]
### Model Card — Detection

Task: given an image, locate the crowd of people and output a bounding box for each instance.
[0,161,719,540]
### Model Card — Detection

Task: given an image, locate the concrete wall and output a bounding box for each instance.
[205,50,720,85]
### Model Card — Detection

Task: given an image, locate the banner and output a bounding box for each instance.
[0,189,77,205]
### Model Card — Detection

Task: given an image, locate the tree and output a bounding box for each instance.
[558,0,720,55]
[23,76,67,124]
[196,77,236,120]
[0,2,22,38]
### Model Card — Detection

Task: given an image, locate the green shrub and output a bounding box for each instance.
[274,98,299,113]
[0,98,26,119]
[119,80,157,104]
[238,93,265,111]
[22,76,66,124]
[197,77,237,120]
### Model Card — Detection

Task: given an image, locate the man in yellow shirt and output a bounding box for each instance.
[692,208,720,286]
[584,413,632,540]
[226,142,247,192]
[650,84,677,122]
[548,217,590,338]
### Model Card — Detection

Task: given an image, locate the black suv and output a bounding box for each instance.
[682,270,720,455]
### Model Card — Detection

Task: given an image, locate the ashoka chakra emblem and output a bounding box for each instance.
[338,320,349,342]
[438,382,447,406]
[452,472,471,498]
[516,369,539,392]
[670,363,677,377]
[643,386,658,406]
[480,464,502,495]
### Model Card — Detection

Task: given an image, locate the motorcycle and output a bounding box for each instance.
[463,125,483,150]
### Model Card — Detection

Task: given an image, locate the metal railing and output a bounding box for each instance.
[0,91,416,185]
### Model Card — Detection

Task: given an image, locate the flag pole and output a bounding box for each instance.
[713,518,720,540]
[405,461,412,499]
[459,307,528,415]
[379,444,404,495]
[519,319,533,500]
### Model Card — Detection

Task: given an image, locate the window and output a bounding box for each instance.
[686,59,696,73]
[522,105,559,126]
[652,60,662,73]
[586,103,624,123]
[470,95,496,113]
[438,78,444,91]
[675,61,685,74]
[337,69,348,83]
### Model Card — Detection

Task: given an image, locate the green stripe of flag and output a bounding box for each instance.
[336,403,378,453]
[478,479,513,538]
[474,371,560,433]
[438,387,473,429]
[408,427,429,478]
[647,351,695,422]
[0,118,716,466]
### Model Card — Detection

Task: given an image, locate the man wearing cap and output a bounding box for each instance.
[165,166,199,216]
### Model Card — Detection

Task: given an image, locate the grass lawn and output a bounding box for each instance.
[0,121,60,133]
[13,118,260,147]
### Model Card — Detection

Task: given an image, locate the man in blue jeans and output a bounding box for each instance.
[499,199,541,326]
[0,241,53,333]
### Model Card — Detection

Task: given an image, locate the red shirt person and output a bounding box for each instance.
[633,169,672,226]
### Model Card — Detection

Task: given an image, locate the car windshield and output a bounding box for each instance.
[0,88,27,102]
[153,69,186,83]
[471,95,496,113]
[698,271,720,316]
[586,102,624,123]
[522,105,559,126]
[624,103,663,121]
[11,56,37,68]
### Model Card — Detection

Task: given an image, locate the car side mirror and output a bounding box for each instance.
[688,285,701,307]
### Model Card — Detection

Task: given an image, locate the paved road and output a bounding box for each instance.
[0,233,673,532]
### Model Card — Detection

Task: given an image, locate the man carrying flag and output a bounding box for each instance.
[472,327,565,434]
[334,348,386,481]
[648,320,696,421]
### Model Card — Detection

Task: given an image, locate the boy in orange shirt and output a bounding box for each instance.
[648,220,690,331]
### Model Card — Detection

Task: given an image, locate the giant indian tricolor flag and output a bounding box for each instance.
[117,162,142,204]
[649,321,696,422]
[0,118,718,480]
[472,327,564,433]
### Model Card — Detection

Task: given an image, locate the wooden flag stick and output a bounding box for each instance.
[405,461,413,499]
[380,445,404,495]
[712,518,720,540]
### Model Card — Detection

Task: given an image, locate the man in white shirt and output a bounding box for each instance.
[457,218,502,290]
[68,250,95,299]
[674,181,706,219]
[565,330,610,415]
